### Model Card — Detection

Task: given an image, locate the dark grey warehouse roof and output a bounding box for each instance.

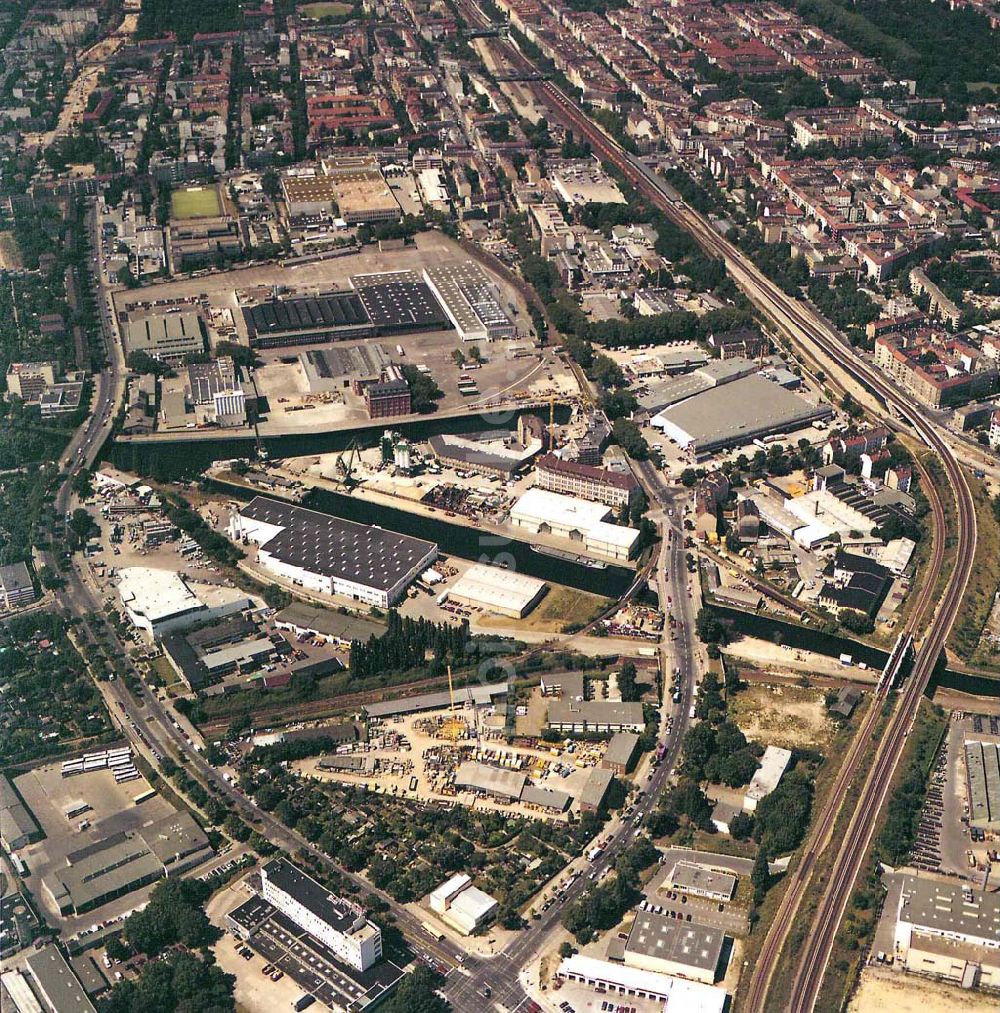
[354,279,449,330]
[0,560,33,593]
[243,292,370,337]
[239,496,436,592]
[26,946,97,1013]
[625,907,726,973]
[263,858,362,933]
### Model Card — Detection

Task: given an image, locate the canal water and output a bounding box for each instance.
[102,405,572,481]
[712,605,890,669]
[206,479,635,599]
[712,605,1000,697]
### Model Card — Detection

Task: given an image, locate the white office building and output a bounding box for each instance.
[261,859,383,971]
[428,874,498,935]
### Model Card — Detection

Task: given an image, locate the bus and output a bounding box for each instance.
[133,789,156,805]
[421,921,445,942]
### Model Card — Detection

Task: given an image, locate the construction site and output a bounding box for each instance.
[294,670,624,820]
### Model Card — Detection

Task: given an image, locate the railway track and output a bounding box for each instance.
[506,76,977,1012]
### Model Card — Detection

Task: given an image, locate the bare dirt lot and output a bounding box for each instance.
[849,969,997,1013]
[477,587,609,634]
[0,231,22,269]
[729,683,836,750]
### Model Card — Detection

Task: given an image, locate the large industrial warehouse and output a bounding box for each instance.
[242,273,451,348]
[123,308,206,362]
[242,292,375,348]
[624,905,729,984]
[447,563,547,618]
[423,261,516,342]
[229,497,437,607]
[300,343,394,393]
[510,488,641,561]
[351,271,450,333]
[651,374,833,453]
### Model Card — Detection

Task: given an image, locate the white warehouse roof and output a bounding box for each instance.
[451,884,498,924]
[448,563,547,616]
[744,745,792,809]
[557,954,727,1012]
[118,567,203,624]
[588,519,641,550]
[511,487,611,530]
[430,874,471,907]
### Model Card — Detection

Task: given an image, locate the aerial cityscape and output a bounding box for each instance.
[0,0,999,1011]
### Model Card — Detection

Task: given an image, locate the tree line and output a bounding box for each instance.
[561,838,659,943]
[350,609,470,679]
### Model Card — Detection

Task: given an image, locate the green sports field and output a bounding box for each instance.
[170,186,223,220]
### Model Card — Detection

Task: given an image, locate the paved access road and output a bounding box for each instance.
[445,480,700,1012]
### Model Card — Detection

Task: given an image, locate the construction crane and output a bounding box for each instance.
[439,665,466,741]
[546,393,563,450]
[333,441,360,489]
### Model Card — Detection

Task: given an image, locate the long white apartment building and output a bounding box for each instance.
[261,859,383,971]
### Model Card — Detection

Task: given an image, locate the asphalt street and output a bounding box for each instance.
[444,469,700,1011]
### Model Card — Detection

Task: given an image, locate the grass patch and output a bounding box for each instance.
[170,186,222,220]
[949,471,1000,663]
[477,586,611,634]
[150,655,187,696]
[661,826,757,860]
[297,1,353,16]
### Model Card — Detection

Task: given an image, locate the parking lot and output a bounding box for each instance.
[641,849,752,936]
[909,714,999,877]
[13,761,174,930]
[908,732,948,874]
[554,985,662,1013]
[229,897,406,1011]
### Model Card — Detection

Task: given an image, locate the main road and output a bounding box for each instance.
[445,479,700,1011]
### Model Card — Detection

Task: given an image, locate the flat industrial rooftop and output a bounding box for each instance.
[230,898,406,1011]
[304,343,391,380]
[655,373,832,452]
[243,292,370,337]
[239,496,436,592]
[353,276,449,331]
